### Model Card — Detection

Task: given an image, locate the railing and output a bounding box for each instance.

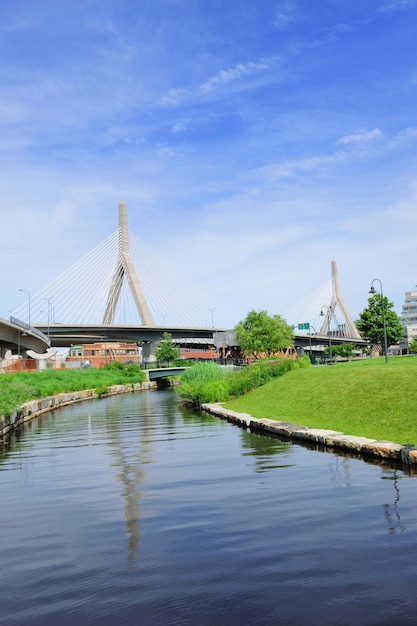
[9,316,50,344]
[140,358,248,370]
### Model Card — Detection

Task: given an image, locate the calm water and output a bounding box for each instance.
[1,389,416,626]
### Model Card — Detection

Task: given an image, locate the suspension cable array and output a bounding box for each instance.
[12,203,236,328]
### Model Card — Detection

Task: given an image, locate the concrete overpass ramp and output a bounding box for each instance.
[0,317,50,358]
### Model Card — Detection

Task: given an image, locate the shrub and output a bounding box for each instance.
[177,356,310,405]
[177,362,227,405]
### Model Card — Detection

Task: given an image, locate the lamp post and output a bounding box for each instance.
[320,305,333,363]
[18,289,31,327]
[308,324,316,357]
[369,279,388,364]
[208,307,216,328]
[45,297,53,340]
[101,336,108,366]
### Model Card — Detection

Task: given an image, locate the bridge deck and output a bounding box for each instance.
[147,367,187,380]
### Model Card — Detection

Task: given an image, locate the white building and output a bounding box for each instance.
[399,288,417,353]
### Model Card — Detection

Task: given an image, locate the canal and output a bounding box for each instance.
[1,389,416,625]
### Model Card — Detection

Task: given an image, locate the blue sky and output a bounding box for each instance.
[2,0,416,327]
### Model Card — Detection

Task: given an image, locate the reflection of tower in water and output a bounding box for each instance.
[382,470,404,535]
[329,455,352,487]
[105,392,154,567]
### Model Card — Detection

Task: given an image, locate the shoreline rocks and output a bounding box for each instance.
[201,402,417,471]
[0,381,156,441]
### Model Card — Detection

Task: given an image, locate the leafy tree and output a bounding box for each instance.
[156,332,181,362]
[356,294,403,355]
[235,309,294,359]
[323,343,355,359]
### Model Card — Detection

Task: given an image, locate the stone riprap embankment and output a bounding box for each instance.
[201,403,417,470]
[0,382,156,440]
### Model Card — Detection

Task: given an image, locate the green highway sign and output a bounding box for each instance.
[297,323,310,330]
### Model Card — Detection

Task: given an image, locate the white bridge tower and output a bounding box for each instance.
[319,259,361,338]
[102,200,154,325]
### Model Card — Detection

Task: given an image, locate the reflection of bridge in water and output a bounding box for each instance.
[11,201,365,356]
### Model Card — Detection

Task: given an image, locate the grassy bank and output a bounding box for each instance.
[0,363,146,416]
[177,357,310,405]
[223,356,417,445]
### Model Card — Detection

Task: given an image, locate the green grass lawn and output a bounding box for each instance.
[223,356,417,445]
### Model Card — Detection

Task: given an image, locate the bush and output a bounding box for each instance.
[177,362,227,405]
[95,385,109,397]
[177,356,311,405]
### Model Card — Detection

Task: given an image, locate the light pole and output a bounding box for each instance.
[45,297,53,340]
[308,324,316,357]
[320,305,333,363]
[369,279,388,364]
[19,289,31,326]
[101,336,108,366]
[208,307,216,328]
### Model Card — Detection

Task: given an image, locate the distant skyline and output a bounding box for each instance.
[1,0,416,326]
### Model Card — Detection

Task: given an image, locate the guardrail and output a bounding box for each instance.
[9,316,50,344]
[140,358,248,370]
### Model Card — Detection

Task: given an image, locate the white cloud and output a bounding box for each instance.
[200,59,272,93]
[254,150,350,182]
[389,126,417,147]
[274,0,297,29]
[378,0,417,14]
[338,129,383,144]
[158,87,187,107]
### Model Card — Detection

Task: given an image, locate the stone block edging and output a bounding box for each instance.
[201,403,417,468]
[0,381,156,440]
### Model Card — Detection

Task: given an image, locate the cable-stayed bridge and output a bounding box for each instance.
[13,201,235,330]
[284,259,361,341]
[11,201,365,353]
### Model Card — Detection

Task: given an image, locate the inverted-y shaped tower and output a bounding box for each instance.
[319,259,360,338]
[102,200,154,325]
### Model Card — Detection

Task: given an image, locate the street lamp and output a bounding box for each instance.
[320,305,333,363]
[369,279,388,364]
[308,324,316,357]
[101,336,108,366]
[45,297,53,340]
[208,307,216,328]
[19,289,31,326]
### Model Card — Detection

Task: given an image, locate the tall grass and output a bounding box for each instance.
[177,361,229,405]
[177,357,310,405]
[0,363,146,416]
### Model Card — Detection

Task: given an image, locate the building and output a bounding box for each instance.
[67,341,139,368]
[66,339,218,368]
[399,288,417,353]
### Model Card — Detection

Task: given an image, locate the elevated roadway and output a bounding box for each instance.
[35,323,367,352]
[34,324,225,348]
[291,333,367,350]
[0,317,50,357]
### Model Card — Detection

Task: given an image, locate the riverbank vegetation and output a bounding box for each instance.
[224,356,417,445]
[0,362,146,416]
[176,357,310,405]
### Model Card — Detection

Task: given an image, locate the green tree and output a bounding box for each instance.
[356,294,403,355]
[323,343,355,359]
[156,332,181,362]
[235,309,294,359]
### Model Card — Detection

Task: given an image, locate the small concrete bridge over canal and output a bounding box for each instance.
[146,366,187,381]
